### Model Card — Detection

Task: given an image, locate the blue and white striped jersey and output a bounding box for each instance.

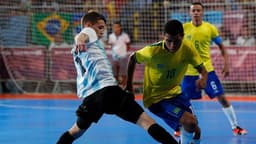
[72,33,118,98]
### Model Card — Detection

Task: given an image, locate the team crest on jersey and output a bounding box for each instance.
[157,64,164,69]
[186,35,192,40]
[173,107,181,114]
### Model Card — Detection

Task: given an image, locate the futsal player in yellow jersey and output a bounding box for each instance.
[56,12,178,144]
[181,2,247,136]
[126,20,208,144]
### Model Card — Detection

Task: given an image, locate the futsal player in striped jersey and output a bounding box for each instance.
[176,2,247,137]
[56,11,178,144]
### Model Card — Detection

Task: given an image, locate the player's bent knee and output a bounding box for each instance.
[181,112,198,132]
[75,105,93,130]
[76,117,92,130]
[187,115,198,130]
[189,121,197,131]
[76,104,88,117]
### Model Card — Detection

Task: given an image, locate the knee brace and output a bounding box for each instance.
[76,105,92,129]
[76,117,92,130]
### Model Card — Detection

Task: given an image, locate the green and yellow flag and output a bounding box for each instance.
[32,13,72,47]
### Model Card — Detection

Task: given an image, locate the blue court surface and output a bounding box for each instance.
[0,98,255,144]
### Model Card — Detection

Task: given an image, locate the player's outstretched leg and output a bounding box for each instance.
[219,96,248,136]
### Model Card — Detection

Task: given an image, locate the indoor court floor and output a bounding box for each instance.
[0,94,255,144]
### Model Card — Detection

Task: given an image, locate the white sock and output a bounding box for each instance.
[222,105,238,129]
[180,127,194,144]
[189,105,196,116]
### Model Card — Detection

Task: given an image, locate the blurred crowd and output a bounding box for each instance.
[0,0,255,94]
[0,0,255,47]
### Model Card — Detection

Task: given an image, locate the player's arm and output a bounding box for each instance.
[213,36,230,77]
[194,63,208,89]
[218,43,229,77]
[125,52,137,92]
[75,33,89,53]
[126,42,131,51]
[126,34,131,51]
[75,27,97,53]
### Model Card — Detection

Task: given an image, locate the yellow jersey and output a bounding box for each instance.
[135,39,203,107]
[183,21,219,75]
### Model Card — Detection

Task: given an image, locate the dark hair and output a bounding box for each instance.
[192,2,204,9]
[81,12,106,27]
[113,20,122,26]
[164,20,184,36]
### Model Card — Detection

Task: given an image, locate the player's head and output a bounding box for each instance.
[190,2,204,26]
[163,19,184,53]
[81,12,106,38]
[112,20,122,36]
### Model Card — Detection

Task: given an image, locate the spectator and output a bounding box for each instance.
[218,26,231,46]
[236,25,255,46]
[108,20,131,87]
[49,32,71,49]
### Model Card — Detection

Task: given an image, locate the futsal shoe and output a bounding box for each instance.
[233,126,248,136]
[174,130,180,137]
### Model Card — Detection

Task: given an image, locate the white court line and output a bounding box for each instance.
[0,103,75,111]
[192,109,256,113]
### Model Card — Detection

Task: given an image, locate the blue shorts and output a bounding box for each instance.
[181,71,224,99]
[148,94,192,130]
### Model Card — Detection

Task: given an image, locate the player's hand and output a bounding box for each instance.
[222,65,229,77]
[75,44,86,53]
[196,78,207,89]
[75,33,88,53]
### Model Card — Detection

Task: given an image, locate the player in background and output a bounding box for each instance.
[108,20,131,87]
[174,2,247,137]
[126,19,208,144]
[56,11,178,144]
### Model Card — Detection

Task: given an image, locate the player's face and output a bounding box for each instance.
[190,4,203,24]
[113,24,121,35]
[164,33,183,53]
[92,19,106,39]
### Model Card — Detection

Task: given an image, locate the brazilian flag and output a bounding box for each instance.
[31,13,72,47]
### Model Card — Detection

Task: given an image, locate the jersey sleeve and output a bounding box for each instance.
[80,27,98,43]
[211,24,222,45]
[135,46,152,64]
[212,36,222,45]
